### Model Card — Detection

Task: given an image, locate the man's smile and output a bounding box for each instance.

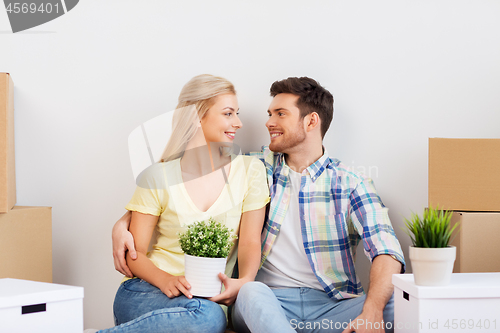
[270,132,283,139]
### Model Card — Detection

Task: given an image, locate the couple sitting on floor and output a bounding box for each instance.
[99,74,404,333]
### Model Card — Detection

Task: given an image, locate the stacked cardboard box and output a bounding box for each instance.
[429,138,500,273]
[0,73,52,282]
[0,73,16,213]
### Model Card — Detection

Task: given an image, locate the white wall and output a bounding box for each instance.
[1,0,499,329]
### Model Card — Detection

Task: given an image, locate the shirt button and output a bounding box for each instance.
[282,199,287,204]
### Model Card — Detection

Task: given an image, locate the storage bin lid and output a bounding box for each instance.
[0,278,84,309]
[392,273,500,299]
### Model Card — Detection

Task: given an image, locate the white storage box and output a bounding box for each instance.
[0,278,84,333]
[392,273,500,332]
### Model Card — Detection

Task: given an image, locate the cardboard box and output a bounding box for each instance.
[393,273,500,333]
[429,138,500,212]
[0,73,16,213]
[0,278,83,333]
[0,206,52,283]
[450,211,500,273]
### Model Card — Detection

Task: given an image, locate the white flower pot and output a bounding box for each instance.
[409,246,456,286]
[184,254,227,297]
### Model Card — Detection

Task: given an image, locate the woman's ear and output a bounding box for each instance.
[196,112,203,128]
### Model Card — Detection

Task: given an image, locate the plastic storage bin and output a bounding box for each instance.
[0,278,84,332]
[392,273,500,332]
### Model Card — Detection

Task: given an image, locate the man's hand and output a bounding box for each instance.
[209,273,248,306]
[343,310,386,333]
[343,254,401,333]
[112,212,137,277]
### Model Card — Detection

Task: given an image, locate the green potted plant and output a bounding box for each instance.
[179,218,237,297]
[403,207,459,286]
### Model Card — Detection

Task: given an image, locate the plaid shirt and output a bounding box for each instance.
[250,146,405,300]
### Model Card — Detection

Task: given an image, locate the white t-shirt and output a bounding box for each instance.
[256,167,323,290]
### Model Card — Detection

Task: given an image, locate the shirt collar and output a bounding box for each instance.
[305,146,331,182]
[279,146,331,183]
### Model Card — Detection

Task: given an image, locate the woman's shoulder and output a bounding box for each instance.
[233,154,264,168]
[135,159,180,190]
[231,154,266,179]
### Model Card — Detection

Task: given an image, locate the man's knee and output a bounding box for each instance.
[238,281,271,302]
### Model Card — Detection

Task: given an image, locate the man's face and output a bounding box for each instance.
[266,93,306,153]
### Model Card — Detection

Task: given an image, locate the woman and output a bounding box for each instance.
[99,74,269,333]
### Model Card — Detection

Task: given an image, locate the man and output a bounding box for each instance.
[113,77,405,333]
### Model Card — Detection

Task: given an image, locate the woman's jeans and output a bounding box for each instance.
[97,278,227,333]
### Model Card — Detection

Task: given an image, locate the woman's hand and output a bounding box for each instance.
[209,273,248,306]
[161,275,193,299]
[208,207,266,306]
[125,212,194,301]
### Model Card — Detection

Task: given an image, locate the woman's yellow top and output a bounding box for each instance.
[124,154,270,281]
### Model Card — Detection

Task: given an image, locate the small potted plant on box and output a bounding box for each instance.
[403,206,459,286]
[179,218,237,297]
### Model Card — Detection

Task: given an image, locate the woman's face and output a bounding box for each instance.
[200,94,242,144]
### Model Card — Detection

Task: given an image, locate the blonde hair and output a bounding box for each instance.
[159,74,236,162]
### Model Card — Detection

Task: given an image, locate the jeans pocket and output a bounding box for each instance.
[122,278,162,293]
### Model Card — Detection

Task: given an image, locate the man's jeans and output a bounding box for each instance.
[97,278,226,333]
[232,281,395,333]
